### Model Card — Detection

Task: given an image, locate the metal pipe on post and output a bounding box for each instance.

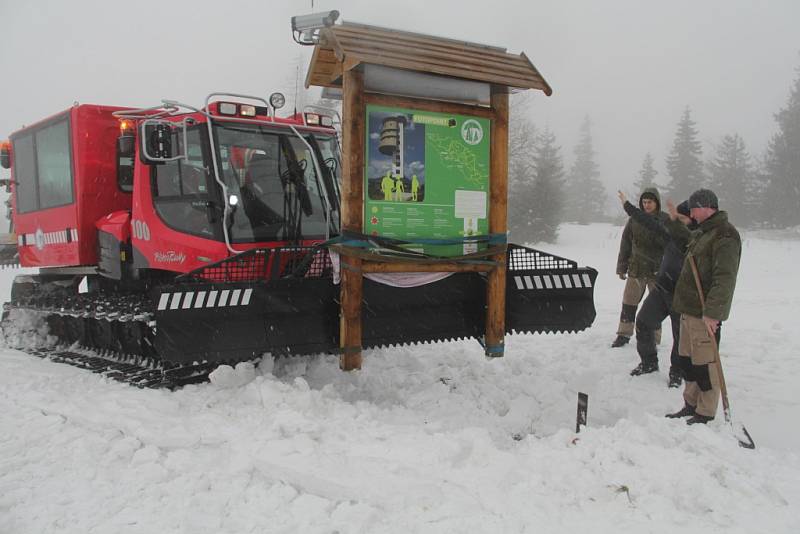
[485,87,509,358]
[339,67,365,371]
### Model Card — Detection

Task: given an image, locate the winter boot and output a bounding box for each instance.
[665,404,696,418]
[668,367,683,388]
[630,361,659,376]
[611,335,630,348]
[686,414,715,425]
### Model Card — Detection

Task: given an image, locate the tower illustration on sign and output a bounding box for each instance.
[379,116,407,201]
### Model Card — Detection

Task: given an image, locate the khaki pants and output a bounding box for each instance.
[617,277,661,342]
[679,314,721,418]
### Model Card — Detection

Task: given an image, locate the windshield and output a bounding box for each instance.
[213,123,338,243]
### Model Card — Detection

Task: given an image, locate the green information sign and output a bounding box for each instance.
[364,105,491,256]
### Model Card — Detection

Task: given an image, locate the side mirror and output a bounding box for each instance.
[117,135,135,158]
[146,123,172,160]
[116,134,135,192]
[139,120,187,164]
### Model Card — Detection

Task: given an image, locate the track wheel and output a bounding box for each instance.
[87,318,121,353]
[116,321,144,356]
[64,316,87,345]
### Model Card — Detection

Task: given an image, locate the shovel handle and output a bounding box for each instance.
[687,255,755,449]
[687,255,732,421]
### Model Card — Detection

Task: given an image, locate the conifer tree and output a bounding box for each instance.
[747,156,771,227]
[507,98,537,196]
[763,67,800,228]
[565,116,606,223]
[665,107,704,200]
[633,152,659,193]
[507,94,565,244]
[526,128,565,243]
[507,96,538,241]
[706,133,752,226]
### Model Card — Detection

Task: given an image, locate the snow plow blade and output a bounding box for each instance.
[153,244,597,365]
[0,235,18,268]
[504,244,598,335]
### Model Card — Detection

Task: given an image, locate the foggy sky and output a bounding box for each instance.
[1,0,798,205]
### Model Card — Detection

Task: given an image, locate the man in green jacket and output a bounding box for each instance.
[612,187,669,347]
[665,189,741,425]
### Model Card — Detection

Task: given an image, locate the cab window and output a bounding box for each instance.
[12,116,74,213]
[36,120,73,209]
[152,128,214,238]
[12,134,37,213]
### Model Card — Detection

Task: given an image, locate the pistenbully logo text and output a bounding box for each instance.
[154,251,186,263]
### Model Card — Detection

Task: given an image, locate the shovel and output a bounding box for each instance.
[688,255,755,449]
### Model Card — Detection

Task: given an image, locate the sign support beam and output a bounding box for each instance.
[339,68,365,371]
[485,87,509,358]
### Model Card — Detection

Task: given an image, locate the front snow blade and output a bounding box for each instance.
[361,273,486,348]
[505,244,598,335]
[152,278,339,365]
[153,244,597,365]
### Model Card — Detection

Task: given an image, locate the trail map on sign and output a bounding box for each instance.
[427,134,488,187]
[364,105,491,256]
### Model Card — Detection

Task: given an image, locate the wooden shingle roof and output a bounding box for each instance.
[306,22,552,95]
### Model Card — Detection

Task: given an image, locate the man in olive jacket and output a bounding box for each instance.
[612,187,669,347]
[665,189,741,425]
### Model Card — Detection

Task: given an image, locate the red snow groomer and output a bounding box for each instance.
[0,93,597,387]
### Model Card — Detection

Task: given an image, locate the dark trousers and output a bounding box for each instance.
[635,286,680,371]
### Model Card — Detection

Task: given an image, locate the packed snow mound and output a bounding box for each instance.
[1,223,799,533]
[0,308,57,350]
[209,361,257,388]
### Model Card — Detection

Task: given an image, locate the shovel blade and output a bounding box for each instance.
[734,423,756,449]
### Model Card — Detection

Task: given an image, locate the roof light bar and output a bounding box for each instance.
[0,140,10,169]
[218,102,238,116]
[304,113,320,126]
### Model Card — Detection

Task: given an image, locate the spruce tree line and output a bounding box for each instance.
[762,68,800,228]
[657,66,799,229]
[563,117,607,224]
[509,64,800,241]
[507,96,565,243]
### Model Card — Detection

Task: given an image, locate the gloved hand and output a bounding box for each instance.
[618,273,627,280]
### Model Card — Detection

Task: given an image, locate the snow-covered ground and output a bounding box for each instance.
[1,223,798,533]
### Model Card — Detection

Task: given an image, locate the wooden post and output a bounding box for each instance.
[339,68,365,370]
[485,87,509,358]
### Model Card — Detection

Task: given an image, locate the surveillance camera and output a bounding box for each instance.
[291,10,339,33]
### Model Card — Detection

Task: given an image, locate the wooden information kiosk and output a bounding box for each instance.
[304,22,552,370]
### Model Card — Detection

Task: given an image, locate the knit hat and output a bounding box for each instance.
[688,188,718,209]
[677,200,691,217]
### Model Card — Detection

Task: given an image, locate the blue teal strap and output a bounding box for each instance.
[484,344,505,356]
[318,231,507,264]
[336,231,507,249]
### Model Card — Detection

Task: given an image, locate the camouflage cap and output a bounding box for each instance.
[688,188,718,209]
